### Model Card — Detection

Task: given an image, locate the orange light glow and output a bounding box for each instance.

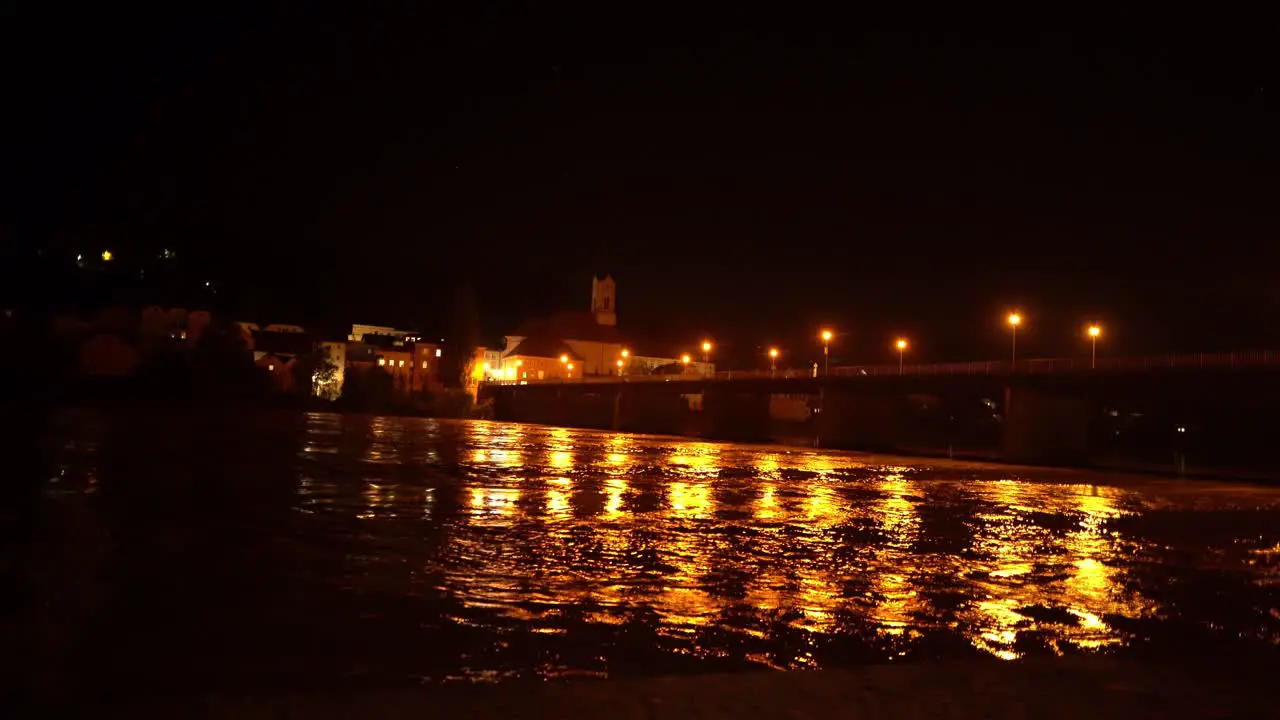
[1008,313,1022,327]
[896,338,908,351]
[616,359,624,367]
[560,354,568,363]
[769,347,779,358]
[821,330,833,342]
[1088,325,1101,338]
[702,341,712,352]
[681,354,691,364]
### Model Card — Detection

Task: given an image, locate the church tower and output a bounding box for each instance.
[591,274,617,326]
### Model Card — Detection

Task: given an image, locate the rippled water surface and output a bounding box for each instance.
[43,412,1280,690]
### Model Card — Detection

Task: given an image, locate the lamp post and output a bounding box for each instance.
[701,340,712,377]
[820,329,833,376]
[616,358,624,376]
[1007,313,1022,368]
[769,347,779,377]
[681,353,691,375]
[895,338,908,375]
[1087,325,1101,369]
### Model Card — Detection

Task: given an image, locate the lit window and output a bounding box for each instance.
[268,364,274,372]
[378,358,385,366]
[435,348,442,358]
[421,360,428,369]
[398,360,404,367]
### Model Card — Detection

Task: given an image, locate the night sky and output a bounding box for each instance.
[6,9,1279,367]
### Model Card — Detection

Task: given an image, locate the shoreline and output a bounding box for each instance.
[56,403,1280,485]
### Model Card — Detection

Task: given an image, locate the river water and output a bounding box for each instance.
[36,412,1280,693]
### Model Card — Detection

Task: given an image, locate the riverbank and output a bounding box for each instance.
[120,658,1280,718]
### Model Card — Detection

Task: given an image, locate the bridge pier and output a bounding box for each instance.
[815,389,904,451]
[1001,384,1090,465]
[615,388,690,435]
[702,387,772,442]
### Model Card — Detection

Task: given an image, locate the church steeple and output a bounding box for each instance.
[591,275,616,326]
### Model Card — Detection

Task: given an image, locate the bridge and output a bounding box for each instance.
[480,351,1280,472]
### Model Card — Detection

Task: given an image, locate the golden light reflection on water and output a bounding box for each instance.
[284,417,1280,673]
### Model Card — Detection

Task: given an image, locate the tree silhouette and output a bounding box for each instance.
[440,280,480,388]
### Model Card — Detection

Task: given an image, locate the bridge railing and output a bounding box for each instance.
[483,350,1280,386]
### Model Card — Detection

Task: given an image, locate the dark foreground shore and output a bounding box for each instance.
[121,658,1278,718]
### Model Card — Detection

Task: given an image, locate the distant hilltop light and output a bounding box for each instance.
[101,249,114,262]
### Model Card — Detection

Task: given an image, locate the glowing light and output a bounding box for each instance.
[505,367,515,378]
[483,362,490,371]
[1088,325,1101,338]
[1007,313,1022,327]
[421,360,428,369]
[100,249,113,262]
[378,358,386,366]
[616,359,624,367]
[560,354,569,363]
[435,348,442,358]
[567,363,574,371]
[268,364,274,372]
[398,359,404,367]
[896,338,908,351]
[515,359,523,367]
[621,349,630,358]
[769,347,779,358]
[821,329,833,342]
[681,354,691,364]
[702,341,712,352]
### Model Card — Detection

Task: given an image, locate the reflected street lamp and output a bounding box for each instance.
[1007,313,1022,367]
[820,330,833,375]
[1087,324,1101,369]
[895,338,908,375]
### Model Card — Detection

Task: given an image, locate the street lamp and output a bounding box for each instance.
[1007,313,1022,367]
[1087,324,1101,369]
[769,347,779,376]
[616,358,624,375]
[895,338,908,374]
[820,329,833,375]
[681,353,691,373]
[701,340,712,377]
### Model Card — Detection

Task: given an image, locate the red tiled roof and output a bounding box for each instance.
[514,311,624,344]
[254,331,314,357]
[506,336,583,361]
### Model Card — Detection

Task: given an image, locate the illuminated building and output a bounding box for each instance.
[500,276,712,379]
[502,275,625,377]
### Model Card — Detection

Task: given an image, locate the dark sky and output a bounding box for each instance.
[5,8,1279,366]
